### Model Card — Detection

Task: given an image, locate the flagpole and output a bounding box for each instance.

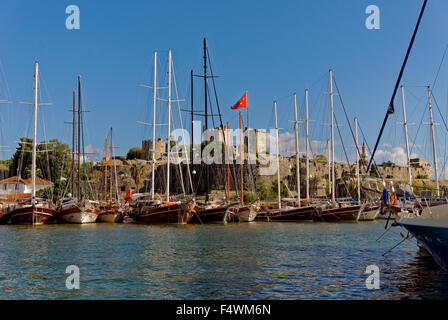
[246,91,249,130]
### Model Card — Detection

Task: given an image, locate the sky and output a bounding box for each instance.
[1,0,448,177]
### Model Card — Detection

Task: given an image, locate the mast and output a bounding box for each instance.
[400,85,413,192]
[151,51,157,201]
[226,122,230,201]
[77,75,81,199]
[190,69,194,176]
[104,138,108,201]
[71,90,76,196]
[203,38,210,201]
[166,49,172,202]
[327,139,331,199]
[31,61,39,224]
[427,85,439,196]
[329,69,335,203]
[293,93,301,207]
[305,89,310,201]
[355,117,361,205]
[274,100,281,209]
[239,112,244,205]
[110,127,113,202]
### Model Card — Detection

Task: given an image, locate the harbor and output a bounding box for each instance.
[1,0,448,302]
[2,221,447,300]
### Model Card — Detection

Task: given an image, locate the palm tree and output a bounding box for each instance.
[130,163,146,192]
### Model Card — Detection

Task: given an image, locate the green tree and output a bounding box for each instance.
[10,138,72,199]
[127,146,142,160]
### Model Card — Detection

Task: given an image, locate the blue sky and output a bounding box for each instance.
[1,0,448,175]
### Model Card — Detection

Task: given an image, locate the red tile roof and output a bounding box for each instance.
[0,176,53,185]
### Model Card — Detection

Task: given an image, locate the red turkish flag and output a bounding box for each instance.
[231,92,247,110]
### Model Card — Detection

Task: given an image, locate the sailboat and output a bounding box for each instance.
[9,62,57,225]
[97,128,124,223]
[226,109,258,222]
[313,70,362,222]
[257,98,319,222]
[130,50,194,224]
[57,76,99,224]
[188,38,234,224]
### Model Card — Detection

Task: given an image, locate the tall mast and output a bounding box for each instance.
[400,85,412,192]
[329,69,335,203]
[305,89,310,201]
[71,90,76,196]
[427,85,439,196]
[77,75,81,199]
[104,138,108,201]
[327,139,331,198]
[293,93,301,207]
[355,117,361,205]
[239,112,244,205]
[151,51,157,201]
[190,69,194,176]
[203,38,210,201]
[110,127,113,202]
[226,122,230,201]
[31,61,39,224]
[274,100,281,209]
[166,49,172,202]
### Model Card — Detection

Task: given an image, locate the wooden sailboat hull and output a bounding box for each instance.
[133,202,191,224]
[97,206,123,223]
[189,205,232,224]
[256,206,318,222]
[58,204,98,224]
[10,205,57,225]
[227,205,257,222]
[314,205,362,222]
[97,211,123,223]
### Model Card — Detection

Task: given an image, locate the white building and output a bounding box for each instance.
[0,176,53,196]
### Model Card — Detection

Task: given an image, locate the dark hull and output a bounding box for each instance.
[256,206,318,222]
[399,222,448,270]
[133,203,191,224]
[10,205,57,225]
[314,205,361,222]
[0,212,10,224]
[189,205,231,224]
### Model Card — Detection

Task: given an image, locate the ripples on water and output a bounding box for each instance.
[0,221,447,299]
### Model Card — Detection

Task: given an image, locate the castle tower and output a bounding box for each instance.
[361,142,368,166]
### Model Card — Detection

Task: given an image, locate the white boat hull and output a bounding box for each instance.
[59,211,98,224]
[358,209,379,221]
[236,209,257,222]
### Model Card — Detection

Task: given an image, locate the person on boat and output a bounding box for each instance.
[381,187,389,213]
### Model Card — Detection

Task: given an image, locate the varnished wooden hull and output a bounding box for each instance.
[314,205,362,222]
[97,206,123,223]
[256,206,318,222]
[133,203,191,224]
[10,205,57,225]
[189,205,232,224]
